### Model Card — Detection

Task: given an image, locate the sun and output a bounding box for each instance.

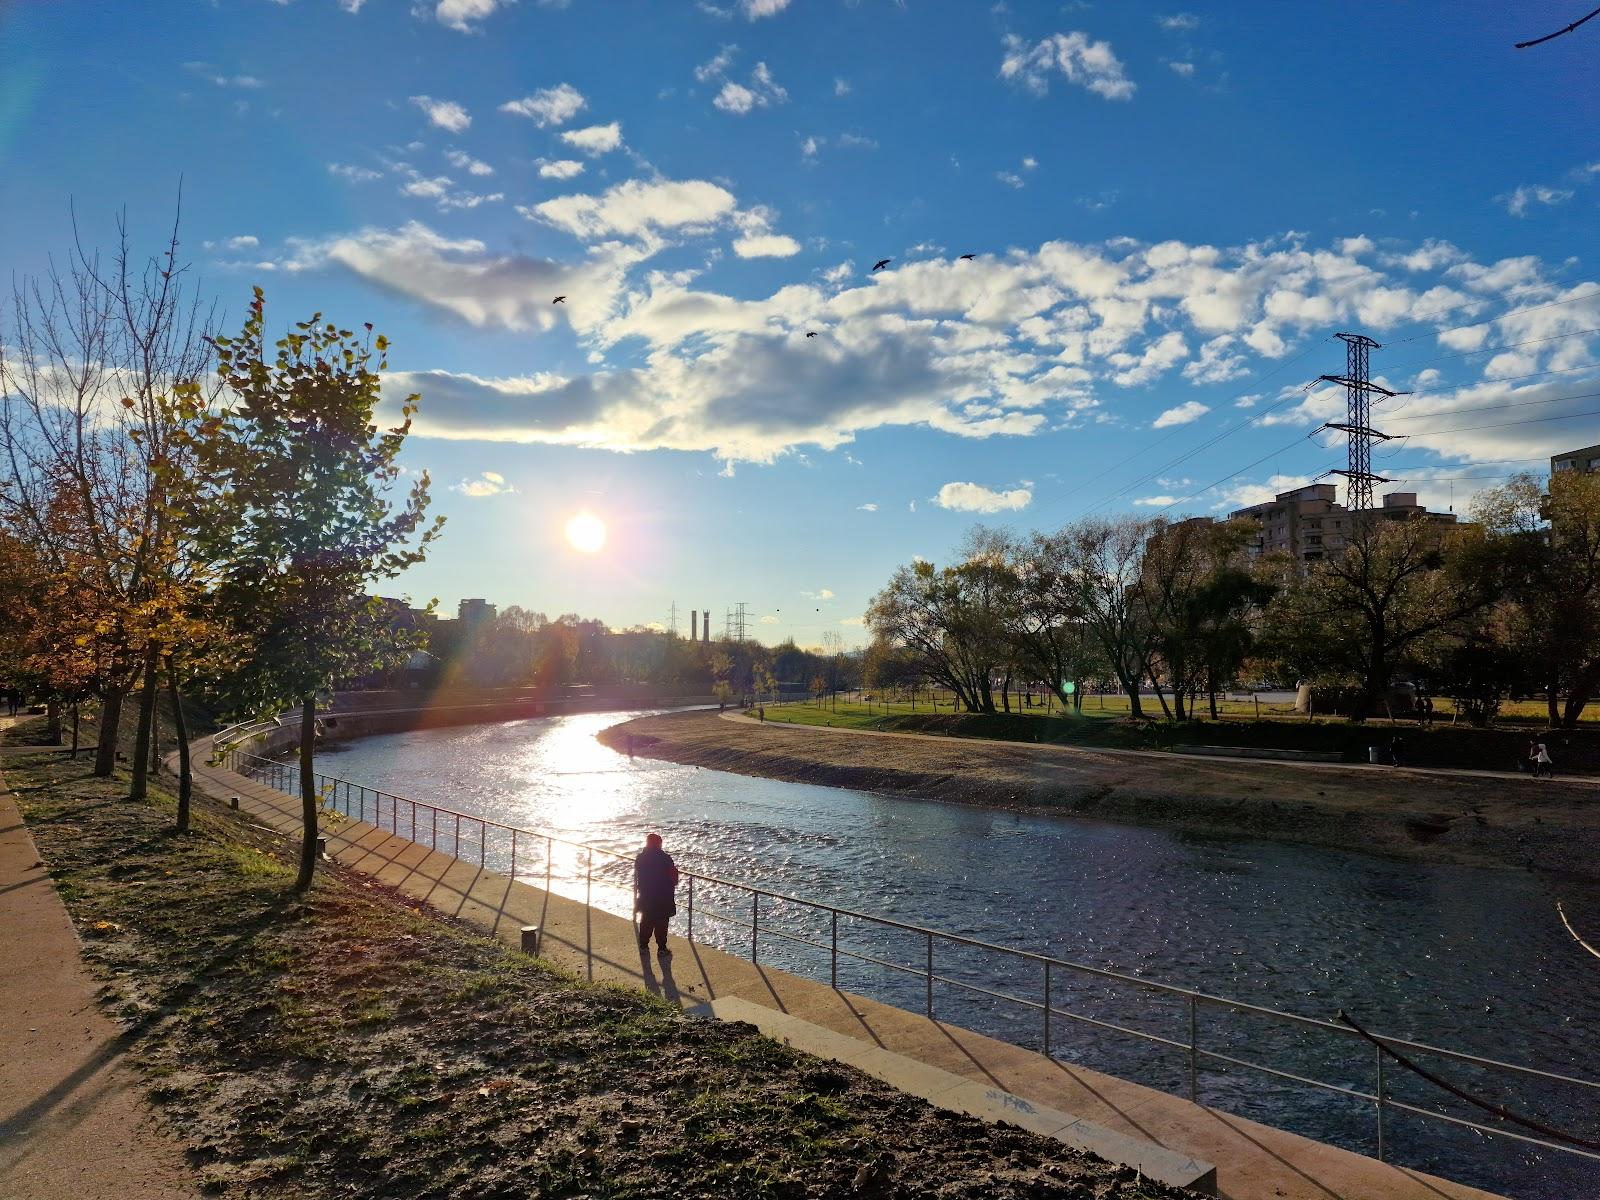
[565,510,607,554]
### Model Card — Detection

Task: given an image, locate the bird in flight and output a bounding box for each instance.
[552,295,566,304]
[805,331,818,338]
[959,254,976,261]
[872,259,891,272]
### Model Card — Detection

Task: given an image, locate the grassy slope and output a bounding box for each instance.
[8,750,1188,1200]
[761,699,1600,774]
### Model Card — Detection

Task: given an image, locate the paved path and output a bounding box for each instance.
[0,773,198,1200]
[727,708,1600,787]
[192,741,1506,1200]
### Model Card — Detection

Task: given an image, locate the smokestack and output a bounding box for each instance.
[703,610,710,645]
[690,610,697,642]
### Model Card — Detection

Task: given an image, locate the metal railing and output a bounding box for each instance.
[221,744,1600,1176]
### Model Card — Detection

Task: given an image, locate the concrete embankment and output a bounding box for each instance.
[600,709,1600,881]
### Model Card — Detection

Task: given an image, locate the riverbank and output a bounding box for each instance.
[2,747,1197,1200]
[601,710,1600,880]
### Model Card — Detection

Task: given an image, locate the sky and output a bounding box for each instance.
[2,0,1598,646]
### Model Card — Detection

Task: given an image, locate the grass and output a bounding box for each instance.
[6,748,1194,1200]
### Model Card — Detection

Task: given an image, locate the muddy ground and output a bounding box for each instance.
[601,710,1600,881]
[7,748,1192,1200]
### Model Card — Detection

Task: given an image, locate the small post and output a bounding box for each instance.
[546,836,553,895]
[455,813,461,858]
[687,874,695,942]
[925,931,934,1018]
[510,829,517,879]
[316,835,327,858]
[229,795,239,810]
[1187,994,1199,1103]
[521,925,540,955]
[1375,1043,1386,1161]
[751,891,759,963]
[831,910,838,988]
[432,807,438,849]
[1043,961,1052,1055]
[480,820,486,868]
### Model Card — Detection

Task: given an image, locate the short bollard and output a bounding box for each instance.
[521,926,541,955]
[229,796,239,810]
[316,836,328,857]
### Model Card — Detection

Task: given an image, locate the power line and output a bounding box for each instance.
[1386,288,1600,346]
[1393,406,1600,437]
[1387,388,1600,424]
[1516,3,1600,48]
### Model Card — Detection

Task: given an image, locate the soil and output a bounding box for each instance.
[7,747,1193,1200]
[600,710,1600,882]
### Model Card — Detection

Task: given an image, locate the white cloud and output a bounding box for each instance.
[800,135,822,160]
[220,235,258,250]
[840,616,866,626]
[1501,184,1574,217]
[537,158,585,179]
[398,168,502,212]
[741,0,790,16]
[329,162,382,183]
[431,0,505,32]
[1167,60,1195,77]
[1134,494,1179,507]
[733,233,802,258]
[997,171,1026,190]
[1000,32,1135,101]
[936,482,1033,513]
[559,122,623,155]
[410,95,471,132]
[857,502,878,511]
[695,45,739,82]
[528,178,737,240]
[1158,12,1200,30]
[446,149,495,176]
[1153,400,1209,428]
[499,83,587,127]
[454,470,516,497]
[183,62,264,89]
[834,77,851,96]
[836,132,877,150]
[713,62,787,114]
[759,614,780,624]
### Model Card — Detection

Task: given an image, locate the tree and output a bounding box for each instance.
[180,291,441,890]
[1052,516,1160,718]
[1292,517,1498,720]
[0,208,214,778]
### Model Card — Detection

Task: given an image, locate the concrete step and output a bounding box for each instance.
[696,995,1218,1194]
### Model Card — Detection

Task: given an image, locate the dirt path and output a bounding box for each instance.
[601,710,1600,880]
[0,778,197,1200]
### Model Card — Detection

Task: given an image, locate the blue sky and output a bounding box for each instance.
[3,0,1597,645]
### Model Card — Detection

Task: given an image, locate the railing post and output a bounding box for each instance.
[1043,961,1052,1056]
[831,910,838,988]
[1375,1043,1386,1161]
[751,891,759,963]
[546,836,553,895]
[687,874,695,942]
[480,820,486,868]
[1188,994,1199,1104]
[510,829,517,879]
[455,813,461,858]
[925,931,934,1018]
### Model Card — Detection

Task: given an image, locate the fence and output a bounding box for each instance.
[221,743,1600,1179]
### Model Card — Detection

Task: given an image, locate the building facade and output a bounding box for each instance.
[1229,485,1457,564]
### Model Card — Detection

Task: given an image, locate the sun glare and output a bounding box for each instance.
[565,511,607,554]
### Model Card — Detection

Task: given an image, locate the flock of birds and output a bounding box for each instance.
[547,251,981,338]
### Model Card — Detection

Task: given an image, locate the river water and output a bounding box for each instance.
[309,710,1600,1198]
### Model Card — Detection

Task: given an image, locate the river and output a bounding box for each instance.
[308,710,1600,1199]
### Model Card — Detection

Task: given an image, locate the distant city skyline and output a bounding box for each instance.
[3,2,1596,646]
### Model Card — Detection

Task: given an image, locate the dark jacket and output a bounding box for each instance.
[634,846,679,913]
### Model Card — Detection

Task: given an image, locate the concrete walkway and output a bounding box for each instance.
[191,742,1507,1200]
[728,708,1600,787]
[0,774,198,1200]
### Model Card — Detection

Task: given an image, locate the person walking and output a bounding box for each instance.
[1390,733,1404,768]
[1533,738,1554,780]
[633,832,679,958]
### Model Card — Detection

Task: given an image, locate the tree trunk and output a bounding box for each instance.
[166,655,192,834]
[149,686,164,778]
[44,698,62,744]
[1547,684,1561,729]
[129,640,160,801]
[294,697,318,892]
[94,685,124,777]
[1119,671,1145,719]
[70,702,80,757]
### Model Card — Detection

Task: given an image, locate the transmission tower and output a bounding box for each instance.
[1320,332,1403,512]
[731,602,750,644]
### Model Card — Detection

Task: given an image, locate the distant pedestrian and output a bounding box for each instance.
[1533,739,1554,779]
[1413,696,1427,724]
[1423,696,1435,727]
[758,705,765,721]
[633,833,679,958]
[1390,734,1404,768]
[1526,738,1540,775]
